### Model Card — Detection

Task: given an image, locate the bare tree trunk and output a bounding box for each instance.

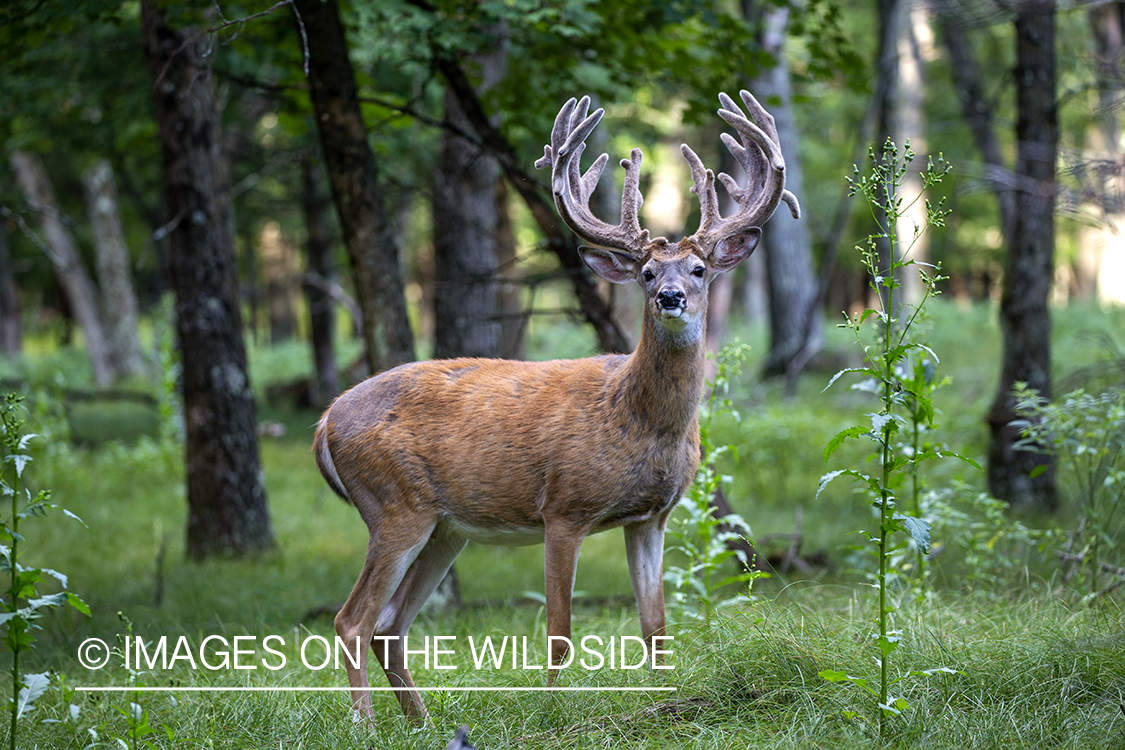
[10,151,113,385]
[291,0,415,375]
[874,0,904,316]
[752,5,820,377]
[301,154,339,406]
[986,0,1059,512]
[141,0,275,557]
[433,86,502,359]
[241,227,261,344]
[894,0,933,306]
[1077,2,1125,302]
[259,222,299,344]
[82,159,146,378]
[938,2,1016,233]
[0,222,20,355]
[433,57,631,354]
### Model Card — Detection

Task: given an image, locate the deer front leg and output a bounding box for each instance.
[543,522,585,682]
[624,515,668,662]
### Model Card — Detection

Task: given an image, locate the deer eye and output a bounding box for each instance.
[642,270,655,282]
[691,266,705,277]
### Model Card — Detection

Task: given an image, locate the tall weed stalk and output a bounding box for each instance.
[816,141,967,737]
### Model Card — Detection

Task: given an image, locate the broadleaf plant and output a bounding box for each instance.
[665,343,767,626]
[1,393,90,750]
[815,140,966,738]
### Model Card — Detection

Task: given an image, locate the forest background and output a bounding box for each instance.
[1,0,1124,748]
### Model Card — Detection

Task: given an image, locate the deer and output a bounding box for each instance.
[312,89,800,724]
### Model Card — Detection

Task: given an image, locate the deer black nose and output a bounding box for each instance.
[657,289,685,309]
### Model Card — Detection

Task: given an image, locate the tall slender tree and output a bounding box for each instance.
[291,0,415,376]
[0,222,20,355]
[10,151,113,385]
[748,2,819,377]
[432,30,507,361]
[300,153,339,407]
[141,0,274,556]
[986,0,1059,512]
[82,159,146,379]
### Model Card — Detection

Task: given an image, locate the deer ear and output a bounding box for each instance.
[579,246,639,284]
[711,229,761,274]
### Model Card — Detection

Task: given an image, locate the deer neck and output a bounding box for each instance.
[616,307,707,436]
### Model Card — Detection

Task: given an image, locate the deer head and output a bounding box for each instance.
[534,91,801,346]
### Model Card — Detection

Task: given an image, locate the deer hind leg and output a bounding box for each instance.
[334,512,435,723]
[624,515,668,662]
[371,524,467,723]
[543,522,586,683]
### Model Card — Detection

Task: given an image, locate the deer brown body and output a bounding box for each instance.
[313,91,799,724]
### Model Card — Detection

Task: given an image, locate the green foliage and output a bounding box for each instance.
[1014,384,1125,602]
[665,343,767,625]
[923,483,1056,590]
[0,393,89,750]
[816,140,966,736]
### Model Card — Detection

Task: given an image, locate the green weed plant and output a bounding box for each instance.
[0,393,90,750]
[665,343,767,625]
[1014,384,1125,602]
[816,140,970,738]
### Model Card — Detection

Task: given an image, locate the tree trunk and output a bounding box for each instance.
[874,0,904,316]
[82,159,146,378]
[938,3,1016,235]
[301,154,339,406]
[432,51,505,360]
[753,6,820,377]
[894,0,933,306]
[986,0,1058,512]
[291,0,415,375]
[0,222,20,355]
[259,222,299,344]
[10,151,113,385]
[433,58,631,354]
[1076,2,1125,302]
[141,0,275,557]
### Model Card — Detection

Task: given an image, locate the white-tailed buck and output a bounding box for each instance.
[313,90,799,723]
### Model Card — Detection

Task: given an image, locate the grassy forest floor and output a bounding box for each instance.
[1,299,1124,749]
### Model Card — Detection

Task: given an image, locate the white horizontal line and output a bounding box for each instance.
[75,686,677,693]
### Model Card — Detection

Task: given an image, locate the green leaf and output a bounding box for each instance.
[822,367,871,393]
[894,513,931,553]
[816,470,845,499]
[1029,464,1047,479]
[26,591,67,610]
[818,668,850,682]
[823,425,868,462]
[11,454,29,478]
[40,567,67,589]
[15,672,50,719]
[66,592,91,616]
[879,697,909,716]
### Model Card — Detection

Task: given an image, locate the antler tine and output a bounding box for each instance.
[681,143,721,237]
[686,89,797,251]
[534,97,653,255]
[619,148,646,243]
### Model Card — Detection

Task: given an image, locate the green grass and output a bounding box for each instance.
[1,299,1124,748]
